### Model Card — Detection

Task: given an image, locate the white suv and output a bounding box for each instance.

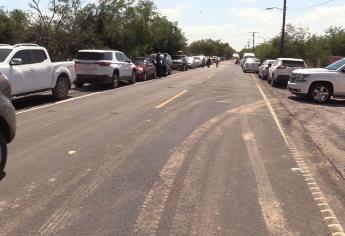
[288,58,345,103]
[74,50,136,88]
[267,58,307,87]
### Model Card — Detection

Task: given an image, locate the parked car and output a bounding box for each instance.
[258,59,275,80]
[0,44,76,100]
[74,50,136,88]
[172,55,188,71]
[267,58,307,87]
[0,73,16,172]
[149,53,172,76]
[288,58,345,103]
[187,57,198,69]
[133,57,156,81]
[193,56,203,68]
[243,58,260,73]
[240,53,255,68]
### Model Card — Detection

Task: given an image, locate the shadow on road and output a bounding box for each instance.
[0,171,6,181]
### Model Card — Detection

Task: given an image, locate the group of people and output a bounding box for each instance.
[155,53,170,77]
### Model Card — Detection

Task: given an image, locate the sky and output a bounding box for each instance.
[1,0,345,51]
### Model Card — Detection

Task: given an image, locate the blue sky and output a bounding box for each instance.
[1,0,344,50]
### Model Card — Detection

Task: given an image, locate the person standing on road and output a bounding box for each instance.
[162,53,168,77]
[216,58,219,68]
[156,53,162,77]
[182,55,188,71]
[207,57,212,68]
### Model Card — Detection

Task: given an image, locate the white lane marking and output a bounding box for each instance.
[252,74,345,235]
[155,90,188,109]
[241,116,291,235]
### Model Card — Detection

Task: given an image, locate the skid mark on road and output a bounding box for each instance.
[241,116,291,235]
[170,117,237,235]
[252,74,345,236]
[133,100,273,235]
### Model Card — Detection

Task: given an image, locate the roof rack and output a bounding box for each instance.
[14,43,39,47]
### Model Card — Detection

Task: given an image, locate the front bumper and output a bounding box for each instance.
[287,82,309,94]
[275,75,291,84]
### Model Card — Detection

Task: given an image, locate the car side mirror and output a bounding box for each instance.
[10,58,23,66]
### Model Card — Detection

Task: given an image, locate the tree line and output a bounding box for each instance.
[188,39,236,59]
[242,24,345,67]
[0,0,188,61]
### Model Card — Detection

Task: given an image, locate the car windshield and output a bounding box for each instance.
[133,58,145,65]
[0,49,12,62]
[244,56,255,59]
[172,55,183,60]
[282,60,305,67]
[325,58,345,70]
[76,52,113,60]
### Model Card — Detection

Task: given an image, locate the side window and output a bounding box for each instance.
[115,52,124,62]
[104,52,113,61]
[121,53,129,62]
[12,50,31,65]
[30,50,48,63]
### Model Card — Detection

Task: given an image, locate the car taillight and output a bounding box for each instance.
[98,62,111,66]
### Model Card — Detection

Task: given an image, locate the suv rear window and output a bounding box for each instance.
[282,60,305,67]
[0,49,12,62]
[76,52,113,61]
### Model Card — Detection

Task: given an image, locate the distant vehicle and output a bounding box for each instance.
[212,56,219,62]
[0,73,16,172]
[240,53,255,68]
[288,58,345,103]
[193,56,203,67]
[74,50,136,88]
[133,57,157,81]
[258,59,275,80]
[243,58,260,73]
[172,55,188,71]
[267,58,307,87]
[187,57,198,69]
[0,44,76,100]
[149,53,172,76]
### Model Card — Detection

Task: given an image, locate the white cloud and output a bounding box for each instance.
[158,3,194,22]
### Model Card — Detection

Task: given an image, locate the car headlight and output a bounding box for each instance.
[295,74,310,82]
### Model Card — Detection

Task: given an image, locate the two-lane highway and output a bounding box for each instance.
[1,62,344,235]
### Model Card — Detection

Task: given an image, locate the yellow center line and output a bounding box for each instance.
[207,73,215,79]
[155,90,188,109]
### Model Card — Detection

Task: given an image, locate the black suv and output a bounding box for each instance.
[0,73,16,172]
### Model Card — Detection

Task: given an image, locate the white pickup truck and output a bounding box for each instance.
[288,58,345,103]
[0,44,76,100]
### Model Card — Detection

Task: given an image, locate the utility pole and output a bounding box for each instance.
[249,32,259,53]
[247,40,251,51]
[280,0,287,57]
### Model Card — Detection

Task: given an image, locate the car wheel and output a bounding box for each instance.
[309,83,332,103]
[0,133,7,173]
[52,76,70,100]
[74,81,84,88]
[130,70,136,84]
[110,72,119,89]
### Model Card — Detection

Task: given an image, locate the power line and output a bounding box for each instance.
[289,0,338,11]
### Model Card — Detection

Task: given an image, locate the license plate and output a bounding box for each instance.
[78,64,96,70]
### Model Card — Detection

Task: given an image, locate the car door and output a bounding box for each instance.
[28,49,53,91]
[115,52,130,79]
[145,60,154,76]
[8,50,35,95]
[121,53,132,79]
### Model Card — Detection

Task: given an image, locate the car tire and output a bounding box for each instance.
[52,76,70,100]
[130,70,136,84]
[74,81,84,88]
[110,72,119,89]
[0,133,7,173]
[309,83,332,103]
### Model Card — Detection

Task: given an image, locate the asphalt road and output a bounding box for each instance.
[1,62,345,235]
